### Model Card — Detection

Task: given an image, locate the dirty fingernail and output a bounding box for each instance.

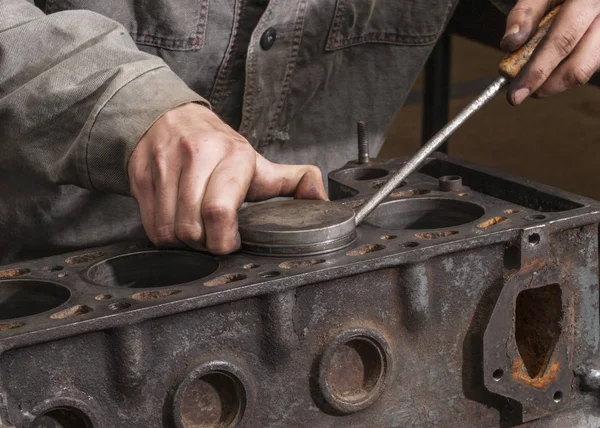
[503,24,520,39]
[513,88,530,105]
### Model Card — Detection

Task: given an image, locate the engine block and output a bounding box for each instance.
[1,154,600,427]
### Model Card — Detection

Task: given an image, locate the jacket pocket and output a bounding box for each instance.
[45,0,208,51]
[326,0,454,50]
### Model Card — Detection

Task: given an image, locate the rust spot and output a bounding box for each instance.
[390,189,430,198]
[515,284,563,380]
[204,273,247,287]
[478,216,508,229]
[343,200,365,209]
[512,358,560,390]
[0,268,30,278]
[346,244,385,257]
[95,294,112,301]
[132,289,181,301]
[505,209,520,215]
[243,263,260,270]
[65,252,105,264]
[50,305,92,320]
[521,258,547,273]
[0,322,24,332]
[458,193,468,197]
[279,259,326,270]
[415,231,458,240]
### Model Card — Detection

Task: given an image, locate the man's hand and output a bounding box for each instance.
[128,103,327,254]
[501,0,600,104]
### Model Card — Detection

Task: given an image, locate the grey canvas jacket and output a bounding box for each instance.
[0,0,513,263]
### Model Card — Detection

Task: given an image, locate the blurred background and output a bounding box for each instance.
[381,2,600,201]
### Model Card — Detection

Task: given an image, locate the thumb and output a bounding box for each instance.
[500,0,562,52]
[246,154,328,201]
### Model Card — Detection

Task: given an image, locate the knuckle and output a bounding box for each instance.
[510,6,533,19]
[175,222,203,243]
[568,64,594,87]
[307,165,322,177]
[202,201,235,224]
[553,31,578,57]
[151,145,171,177]
[178,136,201,158]
[131,169,152,191]
[152,225,177,246]
[528,66,549,83]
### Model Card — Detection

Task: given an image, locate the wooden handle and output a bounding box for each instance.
[499,6,561,79]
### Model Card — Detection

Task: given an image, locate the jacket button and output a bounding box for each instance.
[260,27,277,50]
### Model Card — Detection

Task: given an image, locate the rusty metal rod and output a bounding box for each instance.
[354,76,507,225]
[354,6,561,226]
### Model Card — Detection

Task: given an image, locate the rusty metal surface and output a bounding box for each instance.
[0,153,599,427]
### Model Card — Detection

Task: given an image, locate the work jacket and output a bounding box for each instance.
[0,0,513,263]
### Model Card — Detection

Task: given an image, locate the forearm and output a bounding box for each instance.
[0,0,206,195]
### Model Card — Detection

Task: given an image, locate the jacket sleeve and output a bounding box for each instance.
[0,0,208,195]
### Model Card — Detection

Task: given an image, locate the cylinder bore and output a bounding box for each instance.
[87,251,219,288]
[0,280,70,320]
[363,198,485,230]
[319,331,391,414]
[174,368,247,428]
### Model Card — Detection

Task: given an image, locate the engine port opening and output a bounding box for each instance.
[88,251,218,288]
[0,280,70,320]
[31,407,93,428]
[177,371,246,428]
[515,284,563,379]
[363,198,485,230]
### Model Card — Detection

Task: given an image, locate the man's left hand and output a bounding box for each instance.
[501,0,600,104]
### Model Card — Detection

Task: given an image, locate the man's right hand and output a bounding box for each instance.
[127,102,327,255]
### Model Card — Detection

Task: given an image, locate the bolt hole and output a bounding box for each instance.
[109,302,131,311]
[95,294,112,301]
[403,242,419,248]
[380,235,397,240]
[528,233,541,246]
[505,209,520,215]
[43,265,63,272]
[553,391,563,403]
[440,175,461,182]
[492,369,504,381]
[527,214,547,221]
[243,263,260,270]
[458,193,468,197]
[259,271,281,278]
[58,273,67,278]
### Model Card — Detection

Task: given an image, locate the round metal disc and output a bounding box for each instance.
[238,200,357,256]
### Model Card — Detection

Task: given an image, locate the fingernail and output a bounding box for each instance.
[503,24,520,39]
[513,88,530,105]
